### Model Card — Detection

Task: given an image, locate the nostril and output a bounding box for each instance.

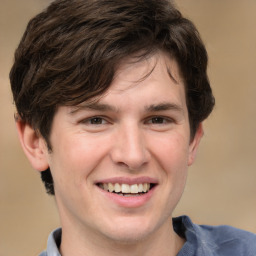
[109,133,150,169]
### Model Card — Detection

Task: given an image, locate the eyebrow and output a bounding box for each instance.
[69,102,183,115]
[145,102,183,113]
[69,103,117,114]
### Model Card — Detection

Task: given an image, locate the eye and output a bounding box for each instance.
[89,117,105,125]
[146,116,173,125]
[80,116,108,125]
[78,116,111,132]
[150,117,166,124]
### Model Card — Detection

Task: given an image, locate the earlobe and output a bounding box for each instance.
[188,123,204,166]
[16,120,49,172]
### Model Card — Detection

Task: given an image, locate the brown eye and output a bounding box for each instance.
[90,117,104,124]
[151,117,165,124]
[79,115,112,132]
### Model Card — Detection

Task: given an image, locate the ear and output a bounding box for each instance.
[16,120,49,172]
[188,123,204,166]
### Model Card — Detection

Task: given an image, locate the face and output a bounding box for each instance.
[38,52,202,243]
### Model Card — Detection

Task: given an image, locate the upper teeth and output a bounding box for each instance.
[100,183,150,193]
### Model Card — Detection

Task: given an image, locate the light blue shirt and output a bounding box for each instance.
[39,215,256,256]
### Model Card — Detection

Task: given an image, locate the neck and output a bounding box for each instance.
[59,216,185,256]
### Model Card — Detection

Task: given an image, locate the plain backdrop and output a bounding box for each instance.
[1,0,256,255]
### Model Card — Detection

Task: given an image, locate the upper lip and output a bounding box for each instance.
[95,176,158,185]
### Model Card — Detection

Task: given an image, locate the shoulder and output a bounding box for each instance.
[182,216,256,256]
[38,251,47,256]
[38,228,62,256]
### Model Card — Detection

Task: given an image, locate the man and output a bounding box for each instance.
[9,0,256,255]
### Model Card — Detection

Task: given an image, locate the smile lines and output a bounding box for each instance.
[97,182,152,195]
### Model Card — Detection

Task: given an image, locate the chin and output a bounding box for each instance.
[106,229,150,244]
[101,218,157,244]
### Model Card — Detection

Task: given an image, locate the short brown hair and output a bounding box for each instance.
[10,0,215,195]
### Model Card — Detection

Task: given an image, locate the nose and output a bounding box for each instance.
[110,123,150,171]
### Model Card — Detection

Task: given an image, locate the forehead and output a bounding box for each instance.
[100,52,185,105]
[113,52,183,90]
[67,52,187,116]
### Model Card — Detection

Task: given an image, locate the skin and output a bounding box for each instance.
[17,52,203,256]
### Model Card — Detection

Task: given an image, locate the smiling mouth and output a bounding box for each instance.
[97,183,155,196]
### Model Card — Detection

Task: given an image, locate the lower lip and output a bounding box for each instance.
[97,185,157,208]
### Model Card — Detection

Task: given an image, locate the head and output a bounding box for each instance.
[10,0,214,195]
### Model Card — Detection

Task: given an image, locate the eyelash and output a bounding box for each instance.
[80,115,174,126]
[145,116,174,125]
[80,116,109,125]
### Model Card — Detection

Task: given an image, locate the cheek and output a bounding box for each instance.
[149,134,189,214]
[49,134,110,186]
[149,132,190,172]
